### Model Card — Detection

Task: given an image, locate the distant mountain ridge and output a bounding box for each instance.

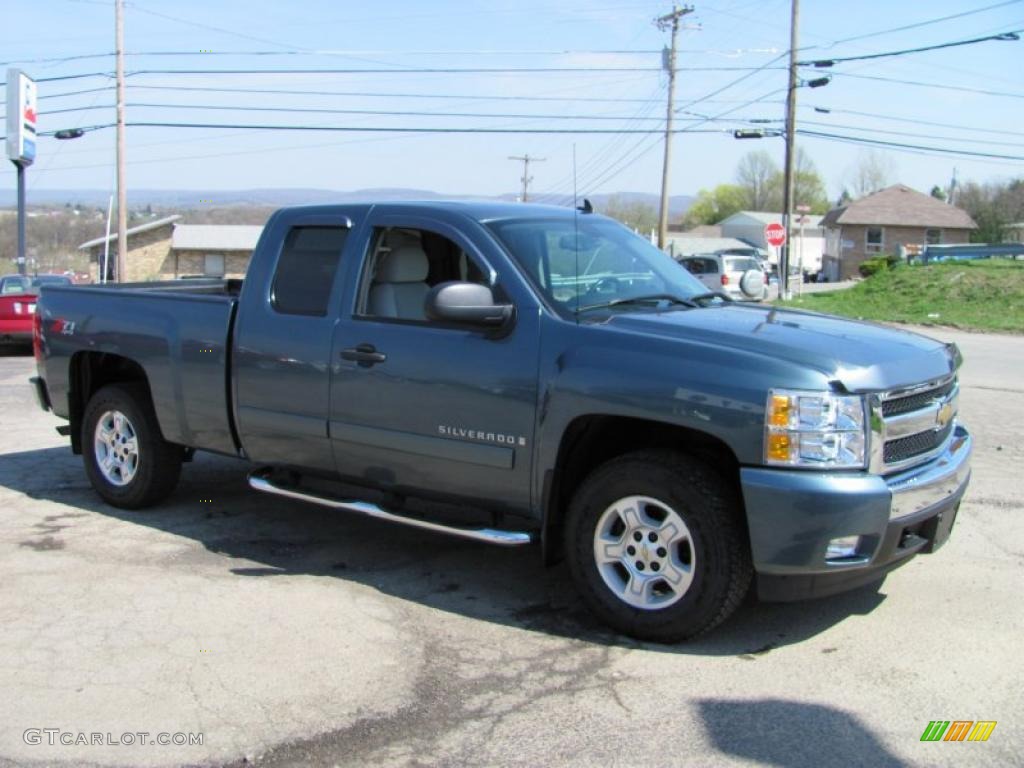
[2,187,695,215]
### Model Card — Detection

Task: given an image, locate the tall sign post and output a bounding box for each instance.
[6,69,37,276]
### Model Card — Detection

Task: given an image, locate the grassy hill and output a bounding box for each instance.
[777,261,1024,333]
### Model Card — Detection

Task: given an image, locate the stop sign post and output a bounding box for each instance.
[764,222,787,298]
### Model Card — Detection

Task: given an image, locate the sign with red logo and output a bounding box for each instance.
[6,68,37,165]
[765,222,786,247]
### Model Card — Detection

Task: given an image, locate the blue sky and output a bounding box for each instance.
[2,0,1023,203]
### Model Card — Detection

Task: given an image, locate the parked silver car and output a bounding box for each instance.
[679,253,768,301]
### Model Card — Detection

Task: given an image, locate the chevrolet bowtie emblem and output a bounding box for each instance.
[936,401,954,429]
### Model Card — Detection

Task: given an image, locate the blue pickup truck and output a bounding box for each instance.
[30,202,971,641]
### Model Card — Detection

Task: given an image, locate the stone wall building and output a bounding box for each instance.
[79,216,263,282]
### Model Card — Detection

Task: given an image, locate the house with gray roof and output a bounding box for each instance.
[79,217,264,282]
[821,184,977,280]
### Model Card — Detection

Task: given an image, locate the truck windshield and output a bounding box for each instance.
[487,216,708,316]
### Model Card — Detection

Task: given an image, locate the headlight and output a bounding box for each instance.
[764,389,866,469]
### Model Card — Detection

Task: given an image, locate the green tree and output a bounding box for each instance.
[757,148,829,213]
[599,195,659,233]
[957,178,1024,243]
[930,185,946,201]
[682,184,747,227]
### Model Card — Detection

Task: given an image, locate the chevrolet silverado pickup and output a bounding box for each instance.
[30,202,972,641]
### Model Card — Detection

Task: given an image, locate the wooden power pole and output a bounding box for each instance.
[509,154,545,202]
[115,0,128,282]
[655,5,693,251]
[780,0,800,300]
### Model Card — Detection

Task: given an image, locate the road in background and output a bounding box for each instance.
[0,327,1020,767]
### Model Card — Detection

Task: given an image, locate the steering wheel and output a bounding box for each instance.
[591,276,621,296]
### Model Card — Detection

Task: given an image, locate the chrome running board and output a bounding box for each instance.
[248,470,533,547]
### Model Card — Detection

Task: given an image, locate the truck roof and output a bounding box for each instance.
[277,200,588,225]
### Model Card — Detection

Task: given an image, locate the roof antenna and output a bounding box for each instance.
[577,198,593,214]
[573,144,580,320]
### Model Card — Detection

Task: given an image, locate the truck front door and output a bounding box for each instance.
[328,214,540,514]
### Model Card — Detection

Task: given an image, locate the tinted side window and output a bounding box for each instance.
[272,226,349,316]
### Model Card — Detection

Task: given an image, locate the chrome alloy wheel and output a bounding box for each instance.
[93,410,139,486]
[593,495,696,610]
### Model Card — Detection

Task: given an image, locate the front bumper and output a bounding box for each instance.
[740,425,971,601]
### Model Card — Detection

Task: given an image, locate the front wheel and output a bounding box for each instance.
[565,451,752,642]
[82,383,183,509]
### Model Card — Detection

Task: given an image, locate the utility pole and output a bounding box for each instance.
[115,0,128,282]
[508,154,545,202]
[780,0,800,300]
[654,5,694,251]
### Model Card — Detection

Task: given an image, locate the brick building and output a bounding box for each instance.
[79,217,263,282]
[821,185,977,280]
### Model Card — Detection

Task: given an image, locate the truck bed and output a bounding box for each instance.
[38,279,242,456]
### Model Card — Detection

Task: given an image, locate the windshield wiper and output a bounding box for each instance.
[575,293,699,314]
[687,291,732,304]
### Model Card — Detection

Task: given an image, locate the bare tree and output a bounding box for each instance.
[735,150,778,210]
[849,150,896,198]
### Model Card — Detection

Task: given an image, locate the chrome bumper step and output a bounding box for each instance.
[247,469,534,547]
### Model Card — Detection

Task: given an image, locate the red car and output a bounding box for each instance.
[0,274,72,349]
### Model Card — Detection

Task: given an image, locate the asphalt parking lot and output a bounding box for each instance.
[1,325,1021,768]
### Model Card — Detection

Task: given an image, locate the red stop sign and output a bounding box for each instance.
[765,222,786,247]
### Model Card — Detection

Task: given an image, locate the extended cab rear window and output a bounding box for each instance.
[271,226,349,316]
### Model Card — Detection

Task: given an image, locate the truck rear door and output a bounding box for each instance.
[328,211,541,513]
[233,214,353,472]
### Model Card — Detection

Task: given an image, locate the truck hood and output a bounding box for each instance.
[603,303,957,392]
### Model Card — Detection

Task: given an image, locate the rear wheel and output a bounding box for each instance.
[565,451,752,642]
[82,383,183,509]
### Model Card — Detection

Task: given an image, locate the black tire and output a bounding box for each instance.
[82,383,183,509]
[565,451,752,642]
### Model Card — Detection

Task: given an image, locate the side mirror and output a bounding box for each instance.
[425,281,514,328]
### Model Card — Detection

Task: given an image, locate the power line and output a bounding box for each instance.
[803,105,1024,137]
[796,129,1024,162]
[798,30,1020,66]
[568,87,787,199]
[826,0,1024,46]
[40,86,114,101]
[798,119,1024,148]
[533,86,667,201]
[674,50,790,114]
[1,49,667,66]
[823,71,1024,99]
[26,101,689,122]
[122,65,784,75]
[30,121,734,138]
[128,83,663,104]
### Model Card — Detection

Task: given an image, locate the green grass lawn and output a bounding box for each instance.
[776,260,1024,333]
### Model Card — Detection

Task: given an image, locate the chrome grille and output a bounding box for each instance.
[882,378,956,417]
[872,375,959,474]
[884,421,954,464]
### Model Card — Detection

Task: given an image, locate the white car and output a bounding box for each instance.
[679,253,769,301]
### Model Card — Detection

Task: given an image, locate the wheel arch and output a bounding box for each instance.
[541,414,744,564]
[68,351,155,454]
